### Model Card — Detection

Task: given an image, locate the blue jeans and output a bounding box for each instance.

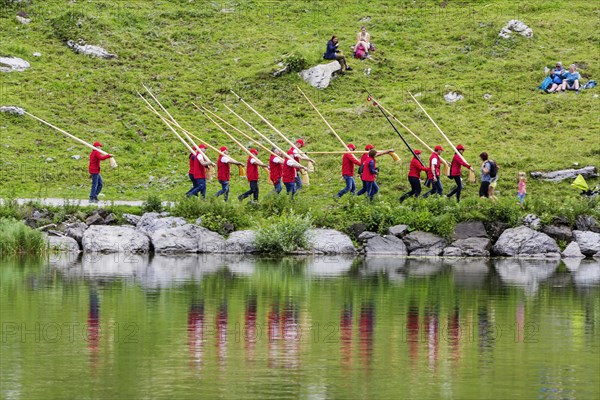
[187,178,206,198]
[239,180,259,201]
[295,173,303,191]
[90,174,103,201]
[188,173,197,189]
[337,175,356,197]
[272,178,282,194]
[363,181,376,201]
[423,178,443,198]
[216,180,230,201]
[356,179,367,196]
[284,182,297,198]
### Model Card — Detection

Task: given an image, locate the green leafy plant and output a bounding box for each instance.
[255,214,313,253]
[0,218,47,255]
[142,194,163,213]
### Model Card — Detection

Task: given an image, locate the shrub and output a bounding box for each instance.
[171,197,251,235]
[142,194,163,213]
[255,214,313,253]
[283,52,308,72]
[0,218,47,255]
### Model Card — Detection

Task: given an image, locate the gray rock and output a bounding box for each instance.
[495,259,558,295]
[444,92,464,103]
[70,155,81,160]
[195,217,203,226]
[485,221,510,242]
[530,166,597,182]
[299,61,342,89]
[137,212,186,236]
[453,221,487,240]
[449,237,491,257]
[499,20,533,39]
[572,230,600,256]
[103,213,116,225]
[47,234,80,253]
[66,41,117,59]
[63,222,87,245]
[358,231,378,243]
[45,157,55,162]
[483,93,492,100]
[402,231,446,256]
[541,225,573,243]
[0,56,30,72]
[16,15,30,24]
[82,226,150,253]
[0,106,25,115]
[575,215,600,233]
[197,227,227,253]
[364,235,408,256]
[151,225,203,254]
[523,214,541,230]
[85,214,104,226]
[594,251,600,259]
[572,260,600,287]
[308,229,356,254]
[122,213,141,226]
[492,226,560,257]
[442,247,463,257]
[223,230,257,254]
[348,223,367,240]
[33,52,41,57]
[388,224,409,238]
[562,242,585,259]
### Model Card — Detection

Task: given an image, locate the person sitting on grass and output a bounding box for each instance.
[546,62,565,93]
[324,35,352,72]
[355,26,371,56]
[561,64,581,93]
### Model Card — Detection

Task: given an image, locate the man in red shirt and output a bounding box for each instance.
[361,149,379,201]
[186,144,213,198]
[356,144,394,196]
[336,143,361,198]
[446,144,474,202]
[238,148,267,202]
[88,141,112,203]
[423,145,444,198]
[400,149,429,203]
[282,148,306,199]
[287,139,315,192]
[269,148,285,194]
[215,146,243,202]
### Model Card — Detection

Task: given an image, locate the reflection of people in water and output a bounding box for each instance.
[245,295,258,363]
[281,300,300,369]
[359,302,375,370]
[87,288,100,374]
[216,302,228,370]
[340,303,353,368]
[448,306,461,366]
[407,302,419,364]
[187,300,204,372]
[424,306,439,371]
[267,302,281,368]
[478,305,496,359]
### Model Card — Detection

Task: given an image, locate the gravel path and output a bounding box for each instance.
[0,198,174,207]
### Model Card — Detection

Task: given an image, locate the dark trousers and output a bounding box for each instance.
[356,179,367,196]
[400,177,422,203]
[90,173,103,201]
[188,173,197,189]
[423,178,443,198]
[240,180,259,201]
[216,180,230,201]
[363,181,378,201]
[337,175,356,197]
[186,178,206,198]
[272,178,282,194]
[295,173,303,191]
[284,181,297,198]
[479,181,491,197]
[447,176,463,202]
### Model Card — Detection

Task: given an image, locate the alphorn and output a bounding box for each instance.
[24,111,117,168]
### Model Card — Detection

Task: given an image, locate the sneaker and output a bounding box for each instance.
[346,67,353,71]
[238,195,243,202]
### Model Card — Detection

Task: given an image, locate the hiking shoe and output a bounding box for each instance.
[346,67,353,71]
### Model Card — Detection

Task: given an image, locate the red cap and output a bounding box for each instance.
[347,143,356,150]
[220,146,228,151]
[365,144,374,150]
[434,145,443,152]
[250,148,259,155]
[414,149,422,155]
[296,139,305,146]
[93,141,102,147]
[198,144,207,149]
[456,144,465,151]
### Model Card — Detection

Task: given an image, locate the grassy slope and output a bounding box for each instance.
[0,0,598,205]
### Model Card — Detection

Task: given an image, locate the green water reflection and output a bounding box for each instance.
[1,255,599,399]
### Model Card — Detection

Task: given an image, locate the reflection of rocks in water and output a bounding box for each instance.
[563,258,583,272]
[446,259,490,288]
[305,256,354,277]
[494,258,560,295]
[406,258,445,277]
[572,260,600,287]
[360,257,407,282]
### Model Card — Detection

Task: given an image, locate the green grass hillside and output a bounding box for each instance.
[1,0,598,206]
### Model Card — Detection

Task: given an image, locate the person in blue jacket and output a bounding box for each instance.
[547,62,565,93]
[324,36,352,73]
[561,64,581,93]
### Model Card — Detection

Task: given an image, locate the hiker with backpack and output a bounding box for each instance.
[479,152,498,199]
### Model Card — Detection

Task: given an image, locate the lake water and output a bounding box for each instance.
[1,254,599,399]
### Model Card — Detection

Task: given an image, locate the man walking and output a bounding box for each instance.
[238,148,267,203]
[187,144,213,198]
[399,149,429,203]
[446,144,474,202]
[88,141,113,203]
[423,145,444,198]
[336,143,361,198]
[215,146,243,202]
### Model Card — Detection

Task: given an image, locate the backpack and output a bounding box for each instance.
[583,80,597,89]
[488,160,498,178]
[539,76,552,91]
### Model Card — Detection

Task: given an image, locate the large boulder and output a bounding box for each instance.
[357,231,378,243]
[0,56,30,72]
[530,166,597,182]
[223,230,257,254]
[388,224,410,238]
[572,230,600,256]
[444,238,491,257]
[136,212,187,236]
[85,214,104,226]
[308,229,356,254]
[542,225,573,243]
[299,61,342,89]
[562,242,585,259]
[402,231,447,256]
[46,234,80,253]
[575,215,600,233]
[151,224,203,254]
[492,226,560,257]
[82,226,150,253]
[63,222,88,246]
[453,221,487,240]
[363,235,408,256]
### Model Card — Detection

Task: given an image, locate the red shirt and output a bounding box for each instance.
[282,159,297,183]
[246,156,259,181]
[449,153,471,177]
[217,155,230,182]
[188,153,194,174]
[342,152,361,176]
[361,156,377,182]
[269,155,283,182]
[427,152,441,179]
[408,157,429,178]
[88,150,111,174]
[192,152,206,179]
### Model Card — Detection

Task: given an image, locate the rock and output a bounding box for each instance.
[0,106,25,115]
[447,238,491,257]
[483,93,492,100]
[541,225,573,243]
[388,224,409,238]
[348,223,367,240]
[572,261,600,287]
[308,229,356,254]
[197,227,227,253]
[223,230,257,254]
[70,155,81,160]
[575,215,600,233]
[299,61,342,89]
[103,213,116,225]
[442,247,463,257]
[47,235,80,253]
[16,15,30,24]
[122,213,141,226]
[63,222,87,245]
[85,214,104,226]
[152,225,203,254]
[402,231,447,256]
[495,259,559,294]
[82,226,150,253]
[523,214,541,230]
[66,41,117,59]
[498,20,533,39]
[358,231,378,243]
[485,221,510,243]
[595,251,600,259]
[221,222,235,235]
[492,226,560,257]
[0,56,30,72]
[363,235,408,256]
[45,157,55,162]
[444,92,464,103]
[453,221,487,240]
[572,230,600,256]
[530,166,597,182]
[33,52,41,57]
[136,212,187,236]
[562,242,585,258]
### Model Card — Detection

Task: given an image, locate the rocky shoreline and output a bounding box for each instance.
[39,210,600,259]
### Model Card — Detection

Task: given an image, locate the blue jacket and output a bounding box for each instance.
[323,40,337,59]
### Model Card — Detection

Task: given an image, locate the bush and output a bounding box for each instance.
[0,218,47,255]
[255,214,313,253]
[171,197,251,235]
[142,194,163,213]
[283,52,308,72]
